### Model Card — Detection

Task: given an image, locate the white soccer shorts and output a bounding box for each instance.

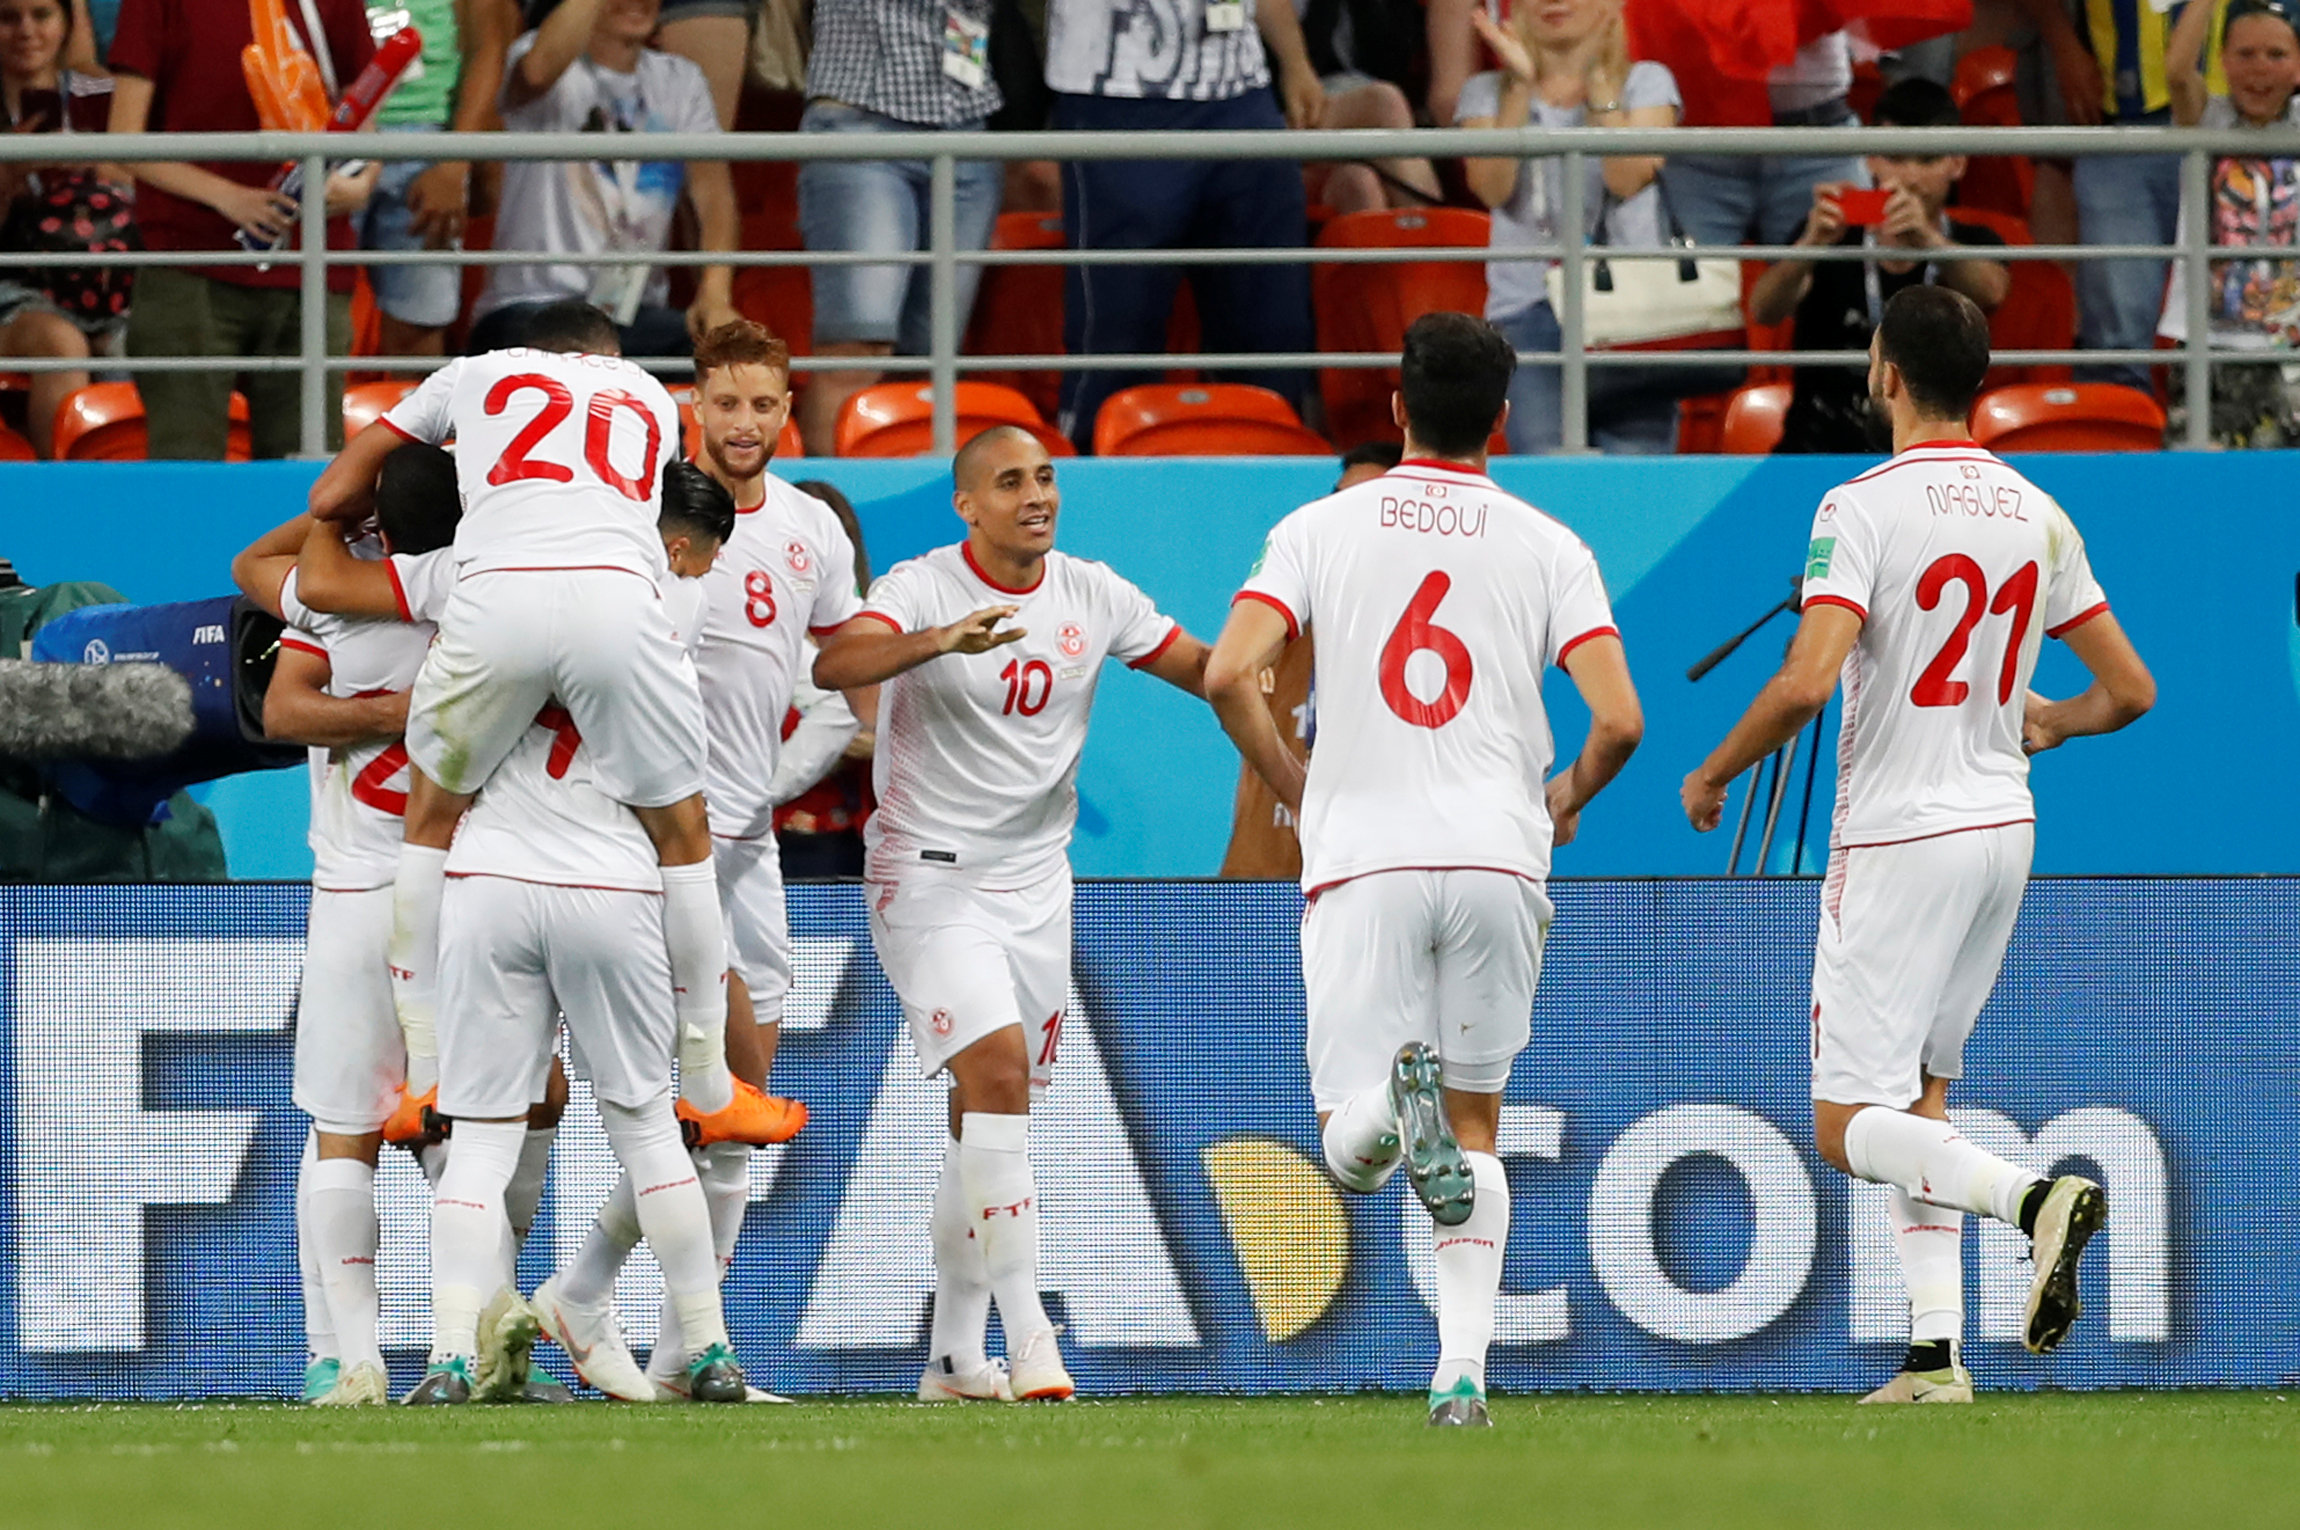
[1810,821,2034,1109]
[714,831,793,1022]
[1300,868,1552,1114]
[867,867,1071,1092]
[294,886,405,1135]
[435,875,677,1119]
[407,568,705,808]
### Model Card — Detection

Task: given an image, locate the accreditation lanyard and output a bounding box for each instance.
[1862,220,1945,330]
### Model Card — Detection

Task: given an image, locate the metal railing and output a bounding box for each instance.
[0,123,2291,455]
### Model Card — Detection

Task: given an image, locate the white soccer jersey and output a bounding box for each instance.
[1799,440,2109,850]
[696,477,865,839]
[445,706,661,894]
[278,554,451,892]
[860,543,1178,886]
[1237,460,1618,896]
[381,348,683,580]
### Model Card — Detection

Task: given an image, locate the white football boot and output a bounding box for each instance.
[1008,1329,1075,1402]
[530,1275,656,1402]
[916,1356,1015,1403]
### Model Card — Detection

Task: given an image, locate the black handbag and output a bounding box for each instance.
[2,170,140,327]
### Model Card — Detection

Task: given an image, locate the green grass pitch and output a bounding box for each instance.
[3,1395,2296,1529]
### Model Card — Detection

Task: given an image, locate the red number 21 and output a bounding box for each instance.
[1910,555,2039,708]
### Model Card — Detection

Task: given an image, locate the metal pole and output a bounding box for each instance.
[1559,150,1589,453]
[298,153,330,458]
[2182,147,2213,451]
[1726,754,1765,875]
[1756,734,1797,875]
[930,153,958,456]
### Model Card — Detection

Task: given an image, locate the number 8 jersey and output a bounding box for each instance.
[1236,459,1619,896]
[1799,440,2109,850]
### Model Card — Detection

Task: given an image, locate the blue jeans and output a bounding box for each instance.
[2072,152,2182,389]
[795,101,1002,353]
[1662,126,1865,248]
[1053,88,1314,450]
[359,123,465,331]
[1495,301,1679,455]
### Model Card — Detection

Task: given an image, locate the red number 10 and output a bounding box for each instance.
[1910,555,2039,708]
[1001,658,1052,716]
[484,373,662,502]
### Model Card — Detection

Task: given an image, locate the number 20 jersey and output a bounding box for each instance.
[1237,460,1619,896]
[1799,441,2109,851]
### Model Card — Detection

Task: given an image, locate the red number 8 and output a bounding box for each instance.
[743,569,777,628]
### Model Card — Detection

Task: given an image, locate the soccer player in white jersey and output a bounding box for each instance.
[1206,313,1645,1430]
[307,302,772,1162]
[228,448,463,1407]
[813,425,1212,1403]
[1684,287,2155,1402]
[534,322,878,1399]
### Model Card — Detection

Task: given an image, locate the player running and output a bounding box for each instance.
[1206,313,1644,1430]
[813,425,1210,1403]
[1683,287,2154,1402]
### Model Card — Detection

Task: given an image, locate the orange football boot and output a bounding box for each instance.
[382,1083,443,1147]
[677,1079,808,1148]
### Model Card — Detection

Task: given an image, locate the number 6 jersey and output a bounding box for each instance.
[1799,440,2108,850]
[1236,459,1618,896]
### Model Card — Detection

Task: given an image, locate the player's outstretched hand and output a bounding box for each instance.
[2022,688,2062,756]
[1546,772,1583,847]
[937,605,1026,655]
[1681,769,1727,833]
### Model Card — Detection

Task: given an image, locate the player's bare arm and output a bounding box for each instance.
[1140,630,1213,699]
[2023,612,2155,754]
[1548,634,1644,848]
[261,646,410,749]
[293,519,407,621]
[1206,598,1307,814]
[309,424,408,525]
[230,512,312,620]
[811,605,1025,690]
[1683,603,1864,832]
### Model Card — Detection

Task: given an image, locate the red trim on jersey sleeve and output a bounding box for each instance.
[1231,590,1299,642]
[1555,625,1620,669]
[1125,622,1182,670]
[384,559,413,623]
[2046,601,2110,639]
[808,615,868,638]
[961,541,1046,595]
[376,415,420,444]
[853,610,905,635]
[1802,594,1869,622]
[279,637,328,658]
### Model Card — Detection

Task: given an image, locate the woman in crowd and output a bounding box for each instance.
[1458,0,1681,454]
[0,0,126,458]
[2160,0,2300,448]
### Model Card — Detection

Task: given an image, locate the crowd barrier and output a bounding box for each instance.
[1,878,2289,1399]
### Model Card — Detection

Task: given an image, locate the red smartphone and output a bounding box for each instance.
[1836,187,1892,227]
[12,87,62,131]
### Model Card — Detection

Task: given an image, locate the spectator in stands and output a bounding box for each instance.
[108,0,377,459]
[2016,0,2186,388]
[1751,78,2010,455]
[1460,0,1682,455]
[466,0,739,358]
[793,0,1005,457]
[654,0,747,129]
[1044,0,1325,450]
[2161,0,2300,446]
[775,477,874,880]
[1293,0,1442,213]
[357,0,518,358]
[0,0,128,456]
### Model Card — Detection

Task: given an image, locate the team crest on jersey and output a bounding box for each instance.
[785,540,812,575]
[930,1007,954,1037]
[1058,621,1086,658]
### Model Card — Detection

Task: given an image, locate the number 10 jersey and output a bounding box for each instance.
[1236,460,1618,896]
[1800,440,2109,851]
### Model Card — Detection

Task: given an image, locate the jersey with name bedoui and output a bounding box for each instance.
[1237,461,1618,895]
[381,348,682,580]
[1800,441,2108,849]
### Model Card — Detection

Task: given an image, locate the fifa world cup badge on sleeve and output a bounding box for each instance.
[1806,537,1836,581]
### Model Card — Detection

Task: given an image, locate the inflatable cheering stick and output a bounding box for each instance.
[236,24,424,257]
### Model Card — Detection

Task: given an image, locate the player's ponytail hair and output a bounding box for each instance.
[1877,286,1992,422]
[1400,312,1515,458]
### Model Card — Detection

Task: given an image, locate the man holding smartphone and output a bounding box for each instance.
[1749,78,2012,455]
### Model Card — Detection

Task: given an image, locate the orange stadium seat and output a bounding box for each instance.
[1720,382,1792,455]
[964,211,1067,420]
[1970,383,2165,452]
[1093,384,1331,457]
[0,421,34,461]
[343,379,417,439]
[730,262,815,360]
[780,415,804,458]
[53,383,253,462]
[834,380,1073,458]
[1313,207,1490,448]
[1952,45,2033,220]
[1944,205,2077,388]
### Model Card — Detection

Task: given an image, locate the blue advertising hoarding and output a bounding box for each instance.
[3,879,2289,1399]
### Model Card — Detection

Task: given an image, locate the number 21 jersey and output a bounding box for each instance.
[1799,440,2108,849]
[1237,460,1619,896]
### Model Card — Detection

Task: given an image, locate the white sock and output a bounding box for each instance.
[1431,1152,1508,1396]
[928,1138,991,1370]
[660,862,733,1112]
[600,1095,727,1357]
[429,1117,526,1359]
[560,1173,641,1308]
[308,1157,382,1372]
[390,844,448,1095]
[1891,1187,1965,1347]
[1321,1087,1403,1194]
[505,1125,556,1248]
[959,1111,1052,1345]
[1843,1108,2041,1227]
[652,1143,751,1373]
[296,1132,338,1363]
[416,1137,449,1187]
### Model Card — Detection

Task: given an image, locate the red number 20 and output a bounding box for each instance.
[484,373,662,502]
[1910,555,2040,708]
